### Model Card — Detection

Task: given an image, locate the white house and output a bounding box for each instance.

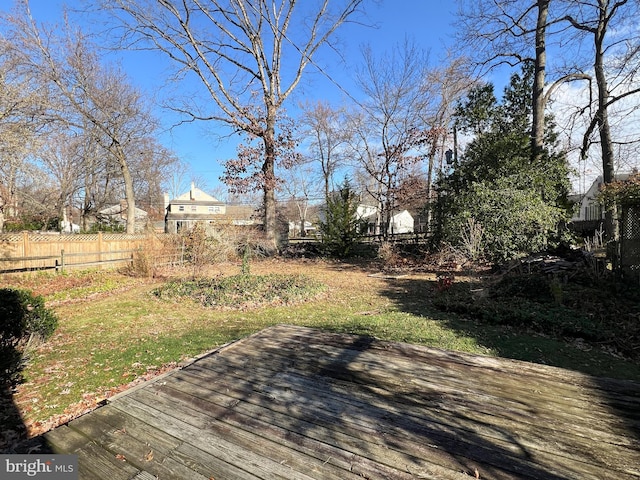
[388,209,414,234]
[571,173,632,223]
[60,220,80,233]
[356,205,414,234]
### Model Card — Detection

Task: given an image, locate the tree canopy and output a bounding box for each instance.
[438,64,573,262]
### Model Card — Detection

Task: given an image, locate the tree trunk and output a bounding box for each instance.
[262,105,278,249]
[118,146,136,234]
[532,0,549,162]
[594,1,619,249]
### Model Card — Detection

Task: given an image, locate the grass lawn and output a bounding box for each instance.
[2,257,640,442]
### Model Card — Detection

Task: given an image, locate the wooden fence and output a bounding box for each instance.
[0,232,180,274]
[289,231,432,245]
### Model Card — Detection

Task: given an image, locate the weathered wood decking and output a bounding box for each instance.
[43,324,640,479]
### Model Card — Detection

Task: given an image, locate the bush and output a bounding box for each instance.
[0,288,58,383]
[442,178,570,263]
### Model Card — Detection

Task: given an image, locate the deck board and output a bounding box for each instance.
[42,324,640,479]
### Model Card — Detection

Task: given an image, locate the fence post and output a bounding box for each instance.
[98,231,104,265]
[59,249,65,273]
[22,231,29,256]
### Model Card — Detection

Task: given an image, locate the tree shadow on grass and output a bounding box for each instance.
[376,275,640,378]
[0,345,52,453]
[0,288,54,454]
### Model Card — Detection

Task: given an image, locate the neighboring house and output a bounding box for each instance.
[288,220,315,237]
[388,209,414,234]
[97,201,148,233]
[60,220,80,233]
[225,204,261,227]
[570,173,632,235]
[355,204,414,234]
[165,183,226,234]
[318,192,415,236]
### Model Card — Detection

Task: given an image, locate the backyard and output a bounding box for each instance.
[2,256,640,451]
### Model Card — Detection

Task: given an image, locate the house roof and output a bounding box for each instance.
[577,173,633,203]
[172,182,222,204]
[98,203,148,218]
[225,204,260,220]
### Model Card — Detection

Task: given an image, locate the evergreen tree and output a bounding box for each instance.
[438,64,573,262]
[319,178,363,258]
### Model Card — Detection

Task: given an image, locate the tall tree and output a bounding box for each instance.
[560,0,640,246]
[440,65,572,262]
[7,5,159,233]
[300,101,349,201]
[100,0,366,248]
[349,40,431,238]
[0,39,43,232]
[278,161,320,237]
[419,55,474,229]
[39,133,85,232]
[456,0,552,161]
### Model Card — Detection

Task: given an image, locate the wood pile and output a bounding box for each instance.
[503,249,602,276]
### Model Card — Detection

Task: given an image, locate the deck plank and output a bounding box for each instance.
[134,376,471,480]
[42,324,640,480]
[177,340,638,479]
[178,355,637,476]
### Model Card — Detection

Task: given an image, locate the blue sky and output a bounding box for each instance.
[4,1,469,193]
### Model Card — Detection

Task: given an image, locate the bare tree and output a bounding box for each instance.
[455,0,583,162]
[420,55,475,228]
[7,4,159,233]
[300,101,349,201]
[38,133,85,231]
[457,0,540,156]
[348,40,432,238]
[0,40,43,232]
[130,137,180,222]
[98,0,366,247]
[278,161,320,237]
[76,124,117,231]
[559,0,640,245]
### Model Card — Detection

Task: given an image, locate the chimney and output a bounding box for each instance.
[190,182,196,200]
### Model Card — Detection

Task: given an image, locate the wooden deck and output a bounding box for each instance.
[43,324,640,480]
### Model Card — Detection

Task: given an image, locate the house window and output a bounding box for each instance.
[586,203,602,221]
[208,206,220,213]
[178,205,185,212]
[191,205,197,212]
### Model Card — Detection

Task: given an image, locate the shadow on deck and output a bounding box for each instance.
[16,324,640,479]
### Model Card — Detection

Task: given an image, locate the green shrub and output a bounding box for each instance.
[0,288,59,383]
[0,288,58,342]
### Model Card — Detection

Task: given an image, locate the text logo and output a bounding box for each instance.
[1,455,78,479]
